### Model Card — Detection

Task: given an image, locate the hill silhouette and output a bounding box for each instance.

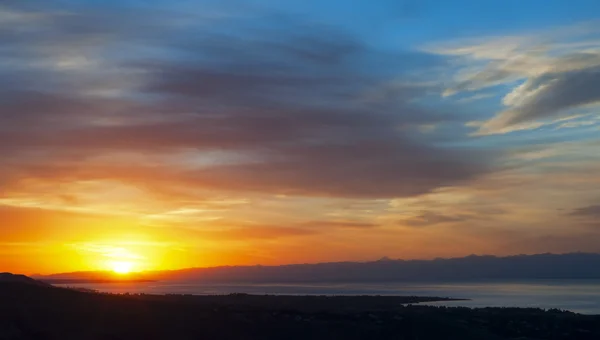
[2,277,600,339]
[0,273,50,287]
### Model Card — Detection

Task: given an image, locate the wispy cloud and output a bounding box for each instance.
[426,22,600,135]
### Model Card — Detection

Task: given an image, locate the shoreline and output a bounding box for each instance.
[59,286,471,310]
[3,282,600,339]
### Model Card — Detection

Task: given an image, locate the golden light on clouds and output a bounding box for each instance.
[2,0,600,276]
[70,243,142,272]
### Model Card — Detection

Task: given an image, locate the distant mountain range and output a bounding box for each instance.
[33,253,600,283]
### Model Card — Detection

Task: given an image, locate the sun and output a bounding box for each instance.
[111,261,134,274]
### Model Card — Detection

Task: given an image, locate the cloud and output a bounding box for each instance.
[455,92,495,103]
[170,224,319,241]
[301,220,379,229]
[400,211,470,227]
[570,204,600,218]
[71,243,146,260]
[0,1,493,201]
[477,68,600,134]
[427,25,600,134]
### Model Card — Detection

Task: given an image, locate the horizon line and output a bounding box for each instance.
[29,251,600,277]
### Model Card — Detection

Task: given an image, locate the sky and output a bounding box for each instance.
[1,0,600,275]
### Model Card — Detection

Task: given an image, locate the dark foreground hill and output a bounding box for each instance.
[0,273,50,287]
[2,280,600,340]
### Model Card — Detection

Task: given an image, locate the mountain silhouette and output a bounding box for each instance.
[35,252,600,283]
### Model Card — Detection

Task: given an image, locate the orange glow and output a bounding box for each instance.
[4,0,600,280]
[1,184,580,276]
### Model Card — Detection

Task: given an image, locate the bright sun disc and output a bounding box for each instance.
[111,261,133,274]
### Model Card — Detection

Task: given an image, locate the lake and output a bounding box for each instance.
[56,279,600,315]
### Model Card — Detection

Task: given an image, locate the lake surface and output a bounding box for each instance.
[56,279,600,315]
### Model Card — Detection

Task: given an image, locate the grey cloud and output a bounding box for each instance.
[499,67,600,127]
[434,33,600,134]
[570,204,600,218]
[180,140,490,198]
[0,2,493,199]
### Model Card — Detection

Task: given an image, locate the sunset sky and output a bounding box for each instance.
[2,0,600,275]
